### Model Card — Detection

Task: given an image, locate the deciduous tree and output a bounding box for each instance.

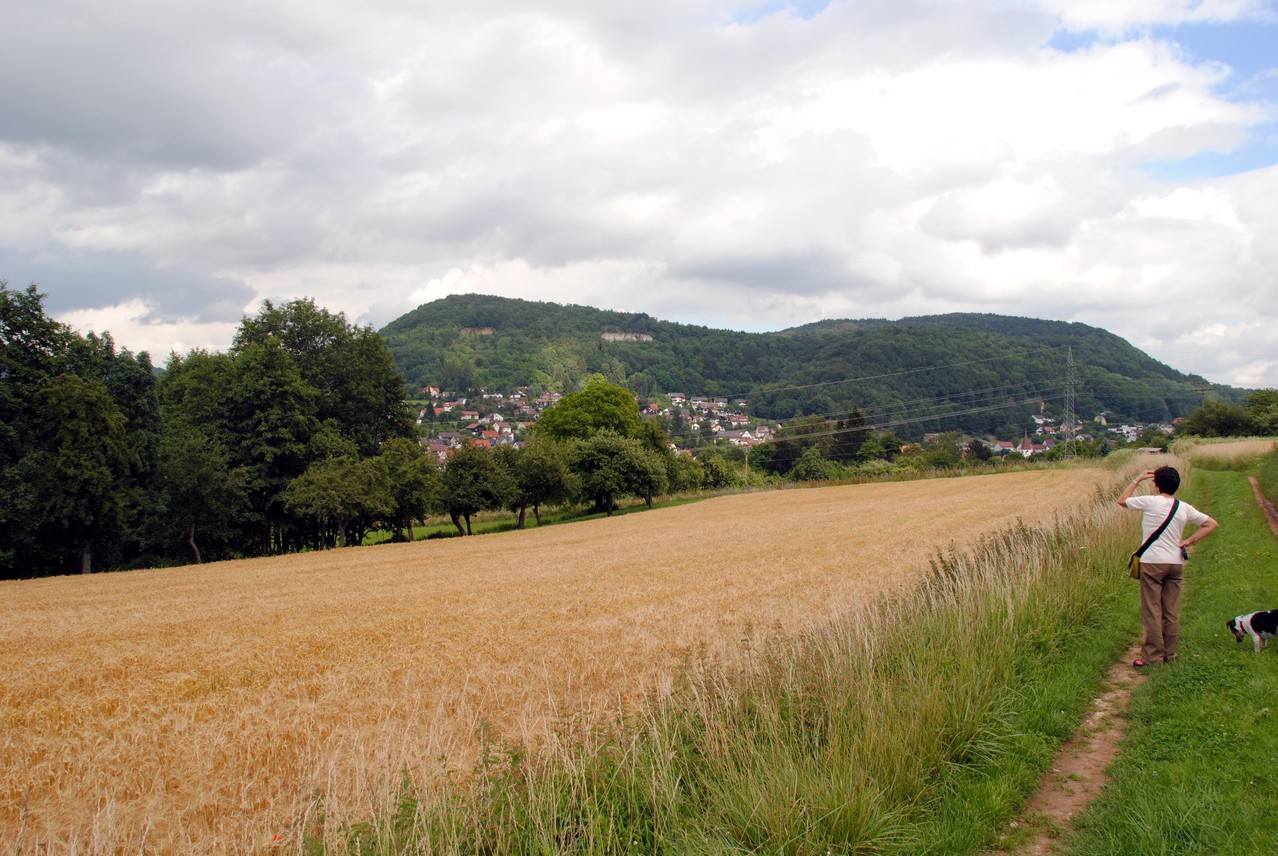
[569,431,650,516]
[440,445,515,535]
[379,437,440,541]
[283,456,392,548]
[159,429,247,564]
[534,380,641,441]
[234,298,415,455]
[497,439,576,528]
[30,374,139,573]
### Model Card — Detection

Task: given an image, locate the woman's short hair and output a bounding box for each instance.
[1153,466,1181,495]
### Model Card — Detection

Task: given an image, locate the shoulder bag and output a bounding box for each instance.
[1128,499,1180,579]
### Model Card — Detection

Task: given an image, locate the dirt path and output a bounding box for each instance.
[996,645,1147,854]
[1248,475,1278,537]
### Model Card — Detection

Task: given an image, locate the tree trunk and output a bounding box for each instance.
[516,505,527,530]
[187,523,203,565]
[80,543,92,574]
[450,510,465,537]
[533,503,541,526]
[464,513,473,535]
[404,513,415,542]
[337,520,348,548]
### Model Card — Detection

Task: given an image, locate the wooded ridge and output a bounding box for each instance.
[381,294,1243,438]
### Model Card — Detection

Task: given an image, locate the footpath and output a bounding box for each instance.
[1000,468,1278,855]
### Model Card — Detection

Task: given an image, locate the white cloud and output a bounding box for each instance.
[1,0,1276,388]
[59,299,241,361]
[1043,0,1277,33]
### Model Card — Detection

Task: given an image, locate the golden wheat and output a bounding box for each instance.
[1183,438,1276,464]
[0,468,1110,853]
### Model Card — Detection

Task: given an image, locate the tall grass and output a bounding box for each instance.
[1178,438,1276,472]
[318,467,1151,854]
[1255,445,1278,503]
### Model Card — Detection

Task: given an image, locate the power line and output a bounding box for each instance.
[733,345,1062,400]
[655,379,1066,446]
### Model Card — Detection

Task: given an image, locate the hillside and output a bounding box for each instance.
[379,295,1243,439]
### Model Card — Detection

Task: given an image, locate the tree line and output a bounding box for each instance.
[0,284,716,579]
[1,284,426,577]
[1175,392,1278,438]
[8,281,1265,580]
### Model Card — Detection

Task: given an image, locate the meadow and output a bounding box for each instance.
[1,467,1110,853]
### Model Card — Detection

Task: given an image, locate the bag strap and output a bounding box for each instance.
[1134,499,1180,558]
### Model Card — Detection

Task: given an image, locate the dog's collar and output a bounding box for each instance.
[1237,614,1256,636]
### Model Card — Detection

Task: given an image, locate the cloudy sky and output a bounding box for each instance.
[2,1,1276,388]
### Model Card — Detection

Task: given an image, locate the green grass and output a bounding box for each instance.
[1063,468,1278,855]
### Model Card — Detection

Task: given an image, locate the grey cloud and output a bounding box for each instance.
[669,248,857,295]
[0,2,362,175]
[2,248,253,324]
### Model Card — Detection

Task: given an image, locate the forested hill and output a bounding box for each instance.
[380,295,1243,439]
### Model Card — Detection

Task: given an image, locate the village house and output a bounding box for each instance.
[423,441,452,462]
[1015,437,1045,457]
[535,391,562,407]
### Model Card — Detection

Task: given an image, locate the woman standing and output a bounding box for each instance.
[1118,466,1218,668]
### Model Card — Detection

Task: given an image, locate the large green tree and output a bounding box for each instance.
[440,445,515,535]
[1,284,75,576]
[1,283,73,466]
[1177,399,1257,438]
[283,455,392,548]
[829,408,870,464]
[1245,389,1278,435]
[379,438,441,541]
[497,439,576,528]
[569,431,653,516]
[29,374,139,573]
[534,380,642,442]
[224,339,319,554]
[158,429,247,564]
[235,298,415,455]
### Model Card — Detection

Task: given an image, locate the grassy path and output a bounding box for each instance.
[1062,468,1278,854]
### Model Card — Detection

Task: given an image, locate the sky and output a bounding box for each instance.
[2,0,1277,389]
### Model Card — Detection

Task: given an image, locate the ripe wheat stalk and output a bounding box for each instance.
[1,467,1110,853]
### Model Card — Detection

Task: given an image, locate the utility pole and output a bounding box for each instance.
[1063,346,1077,460]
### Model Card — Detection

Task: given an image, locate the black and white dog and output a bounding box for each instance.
[1227,610,1278,653]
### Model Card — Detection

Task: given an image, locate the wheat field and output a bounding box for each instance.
[0,467,1111,853]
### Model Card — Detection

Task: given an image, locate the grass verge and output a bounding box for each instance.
[305,462,1159,855]
[1063,466,1278,855]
